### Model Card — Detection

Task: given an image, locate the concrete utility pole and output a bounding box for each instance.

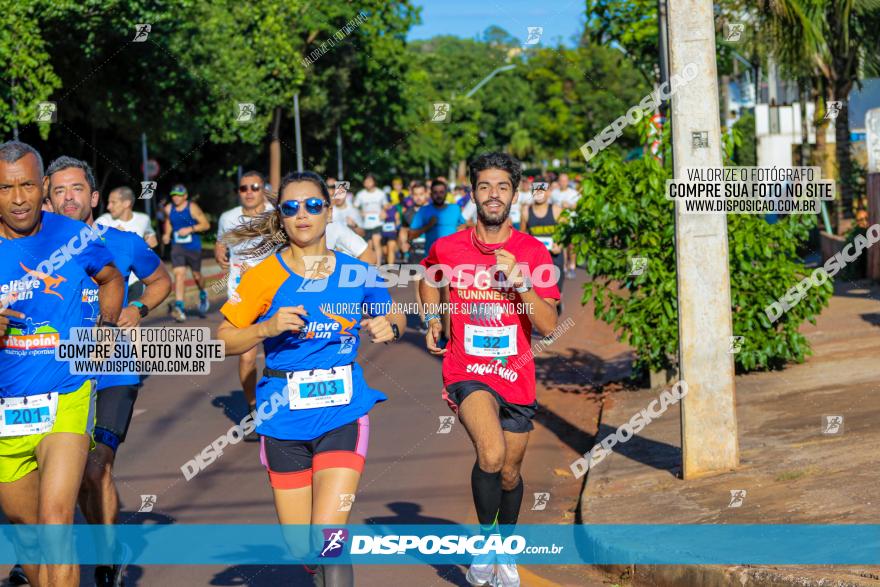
[666,0,739,478]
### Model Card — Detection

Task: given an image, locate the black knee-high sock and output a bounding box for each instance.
[498,477,524,526]
[471,462,502,527]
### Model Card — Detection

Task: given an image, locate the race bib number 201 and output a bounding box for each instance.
[0,393,58,437]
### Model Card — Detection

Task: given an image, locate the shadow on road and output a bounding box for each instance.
[534,403,596,458]
[366,501,470,586]
[211,390,251,424]
[535,347,633,391]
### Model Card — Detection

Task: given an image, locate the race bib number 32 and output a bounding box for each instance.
[0,393,58,437]
[464,324,518,357]
[287,364,353,410]
[173,230,193,244]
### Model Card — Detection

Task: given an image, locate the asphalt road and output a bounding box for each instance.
[4,272,615,587]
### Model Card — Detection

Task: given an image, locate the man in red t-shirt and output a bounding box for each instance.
[420,152,561,586]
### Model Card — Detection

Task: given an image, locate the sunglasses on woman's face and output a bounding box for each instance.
[238,183,262,193]
[279,197,328,217]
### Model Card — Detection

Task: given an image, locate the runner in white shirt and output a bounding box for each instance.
[216,172,273,434]
[549,173,579,277]
[353,173,388,261]
[331,183,365,234]
[516,178,534,225]
[95,186,158,246]
[550,173,579,209]
[96,186,159,291]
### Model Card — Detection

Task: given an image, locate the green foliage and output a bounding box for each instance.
[731,112,757,166]
[0,0,62,138]
[583,0,659,84]
[559,120,832,374]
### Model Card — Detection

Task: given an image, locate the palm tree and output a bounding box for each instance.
[759,0,880,228]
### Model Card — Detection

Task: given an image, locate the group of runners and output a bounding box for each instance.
[0,139,565,587]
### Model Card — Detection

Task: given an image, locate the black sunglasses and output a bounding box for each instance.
[279,197,328,217]
[239,183,262,193]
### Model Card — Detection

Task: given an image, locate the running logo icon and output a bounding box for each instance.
[333,182,350,200]
[36,102,57,123]
[629,257,647,276]
[319,528,348,558]
[338,335,355,354]
[531,182,548,200]
[822,415,843,434]
[825,101,842,121]
[531,492,550,511]
[524,27,543,45]
[297,255,334,292]
[437,416,455,434]
[133,24,151,42]
[725,23,744,42]
[236,103,256,123]
[431,103,450,123]
[337,493,355,512]
[140,181,157,200]
[727,489,746,508]
[729,336,744,354]
[138,495,157,513]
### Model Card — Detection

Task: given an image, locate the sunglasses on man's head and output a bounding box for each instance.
[279,197,328,217]
[239,183,262,193]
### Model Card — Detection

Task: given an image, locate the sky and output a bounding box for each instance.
[408,0,586,46]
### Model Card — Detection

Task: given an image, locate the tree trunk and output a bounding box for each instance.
[798,78,811,166]
[269,106,282,197]
[833,84,853,220]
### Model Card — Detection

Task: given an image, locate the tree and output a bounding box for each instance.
[0,0,61,139]
[757,0,880,225]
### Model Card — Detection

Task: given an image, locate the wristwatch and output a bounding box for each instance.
[391,323,400,341]
[514,276,532,294]
[130,301,149,318]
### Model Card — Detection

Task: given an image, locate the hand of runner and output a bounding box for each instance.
[118,305,141,328]
[360,316,393,343]
[216,253,230,270]
[494,248,524,287]
[426,318,446,356]
[0,308,25,330]
[261,305,308,337]
[162,233,171,245]
[178,227,193,237]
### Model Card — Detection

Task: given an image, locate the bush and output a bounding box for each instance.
[558,121,832,374]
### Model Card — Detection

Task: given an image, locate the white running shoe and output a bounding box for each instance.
[466,562,495,586]
[493,562,520,587]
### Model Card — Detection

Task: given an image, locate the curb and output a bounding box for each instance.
[578,397,880,587]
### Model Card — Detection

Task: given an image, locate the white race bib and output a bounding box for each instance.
[464,324,518,357]
[0,393,58,437]
[287,364,353,410]
[173,230,192,244]
[364,213,380,226]
[382,222,396,233]
[536,236,554,250]
[413,234,426,244]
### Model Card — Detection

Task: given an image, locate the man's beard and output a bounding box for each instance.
[476,199,511,227]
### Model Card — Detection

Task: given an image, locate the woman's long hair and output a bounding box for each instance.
[223,171,331,258]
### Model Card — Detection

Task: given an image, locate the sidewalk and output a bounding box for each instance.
[579,279,880,586]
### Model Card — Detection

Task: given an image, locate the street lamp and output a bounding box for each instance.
[464,64,516,99]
